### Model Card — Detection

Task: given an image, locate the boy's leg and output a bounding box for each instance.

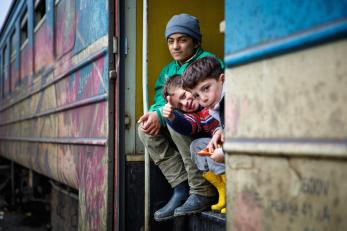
[138,126,187,187]
[167,127,216,197]
[206,148,225,175]
[190,138,210,172]
[138,126,190,221]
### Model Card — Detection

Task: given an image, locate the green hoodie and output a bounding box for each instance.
[148,48,224,126]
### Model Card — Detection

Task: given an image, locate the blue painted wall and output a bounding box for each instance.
[225,0,347,66]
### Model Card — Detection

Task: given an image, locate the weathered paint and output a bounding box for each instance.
[226,155,347,231]
[55,0,76,58]
[78,145,108,230]
[224,0,347,66]
[0,0,111,230]
[224,21,347,231]
[225,0,347,54]
[73,0,108,54]
[34,21,54,73]
[20,43,34,86]
[224,40,347,155]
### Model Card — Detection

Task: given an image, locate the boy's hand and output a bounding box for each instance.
[210,148,225,163]
[162,96,175,121]
[207,129,224,153]
[137,111,161,135]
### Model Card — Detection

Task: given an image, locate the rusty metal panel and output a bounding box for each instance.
[224,39,347,157]
[226,154,347,231]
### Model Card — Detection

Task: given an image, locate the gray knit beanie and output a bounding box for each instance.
[165,13,202,41]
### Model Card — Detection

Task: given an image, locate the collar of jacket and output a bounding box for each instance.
[174,48,203,67]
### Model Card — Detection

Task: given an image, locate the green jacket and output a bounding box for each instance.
[149,48,224,126]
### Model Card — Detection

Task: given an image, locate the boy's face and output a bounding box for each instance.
[167,33,198,64]
[190,74,224,109]
[168,87,200,113]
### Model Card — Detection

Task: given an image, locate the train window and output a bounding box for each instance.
[55,0,76,58]
[10,30,16,62]
[20,11,28,49]
[34,0,46,31]
[1,49,4,98]
[2,46,8,97]
[0,54,2,99]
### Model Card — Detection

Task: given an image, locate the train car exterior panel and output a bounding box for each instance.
[227,154,347,231]
[224,0,347,66]
[224,0,347,230]
[58,102,108,138]
[224,39,347,231]
[224,40,347,156]
[77,144,109,230]
[73,0,108,54]
[1,0,111,230]
[55,55,108,107]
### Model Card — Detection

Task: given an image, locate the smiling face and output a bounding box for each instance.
[167,33,198,64]
[167,86,200,113]
[190,74,224,109]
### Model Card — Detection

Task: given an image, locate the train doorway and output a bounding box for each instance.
[121,0,224,230]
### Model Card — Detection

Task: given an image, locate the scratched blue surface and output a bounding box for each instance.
[73,0,108,53]
[224,0,347,66]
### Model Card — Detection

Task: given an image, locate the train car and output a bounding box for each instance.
[1,0,346,231]
[0,0,111,230]
[223,0,347,230]
[0,0,224,230]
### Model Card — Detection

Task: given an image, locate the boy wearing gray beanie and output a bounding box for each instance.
[138,13,224,221]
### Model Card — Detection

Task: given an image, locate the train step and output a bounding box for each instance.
[170,211,226,231]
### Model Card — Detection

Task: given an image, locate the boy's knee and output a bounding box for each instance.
[137,126,155,144]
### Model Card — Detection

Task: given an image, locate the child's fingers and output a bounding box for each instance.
[221,133,225,143]
[207,142,214,153]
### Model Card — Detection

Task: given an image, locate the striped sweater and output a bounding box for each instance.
[166,107,222,136]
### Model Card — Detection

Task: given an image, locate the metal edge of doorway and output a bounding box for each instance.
[108,0,126,230]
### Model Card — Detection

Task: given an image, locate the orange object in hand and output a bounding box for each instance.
[197,147,213,156]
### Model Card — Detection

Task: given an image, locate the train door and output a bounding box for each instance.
[121,0,224,230]
[223,0,347,230]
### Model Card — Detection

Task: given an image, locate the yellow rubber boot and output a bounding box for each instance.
[220,174,226,214]
[202,171,226,211]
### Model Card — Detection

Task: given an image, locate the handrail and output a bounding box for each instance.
[142,1,150,231]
